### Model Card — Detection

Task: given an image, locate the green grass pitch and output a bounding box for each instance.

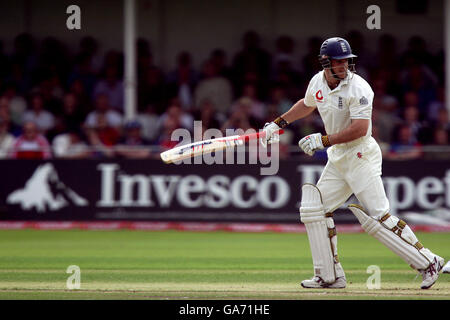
[0,229,448,300]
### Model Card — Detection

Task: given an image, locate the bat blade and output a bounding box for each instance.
[160,136,238,164]
[159,129,284,164]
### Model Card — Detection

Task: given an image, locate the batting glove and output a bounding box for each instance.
[298,138,315,156]
[260,122,281,148]
[298,133,326,156]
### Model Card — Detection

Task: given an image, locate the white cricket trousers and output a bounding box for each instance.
[317,136,390,218]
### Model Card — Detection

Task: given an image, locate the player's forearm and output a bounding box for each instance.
[328,119,369,145]
[280,99,315,124]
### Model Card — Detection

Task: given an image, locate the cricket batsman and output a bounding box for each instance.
[260,37,445,289]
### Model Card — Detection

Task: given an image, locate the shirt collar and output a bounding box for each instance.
[322,70,351,92]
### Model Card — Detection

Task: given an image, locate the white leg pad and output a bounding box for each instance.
[300,184,336,283]
[349,204,433,270]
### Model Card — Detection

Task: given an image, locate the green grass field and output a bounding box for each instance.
[0,229,448,300]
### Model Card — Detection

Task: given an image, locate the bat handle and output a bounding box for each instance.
[241,129,285,142]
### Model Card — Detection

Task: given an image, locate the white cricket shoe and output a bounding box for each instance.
[420,256,445,289]
[442,261,450,274]
[301,276,346,289]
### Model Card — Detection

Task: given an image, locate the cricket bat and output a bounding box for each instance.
[160,129,284,164]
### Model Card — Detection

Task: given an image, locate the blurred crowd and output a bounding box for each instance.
[0,30,448,160]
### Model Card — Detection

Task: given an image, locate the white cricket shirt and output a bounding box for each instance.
[304,71,373,137]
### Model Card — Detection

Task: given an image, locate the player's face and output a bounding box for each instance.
[330,59,348,79]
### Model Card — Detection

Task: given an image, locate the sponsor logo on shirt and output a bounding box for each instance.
[360,96,368,105]
[315,90,323,102]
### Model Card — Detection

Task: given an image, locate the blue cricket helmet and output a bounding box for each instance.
[318,37,357,74]
[319,37,357,60]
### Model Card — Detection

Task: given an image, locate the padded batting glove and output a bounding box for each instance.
[298,133,330,156]
[298,135,316,156]
[260,122,281,148]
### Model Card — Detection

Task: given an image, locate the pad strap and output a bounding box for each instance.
[349,204,433,270]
